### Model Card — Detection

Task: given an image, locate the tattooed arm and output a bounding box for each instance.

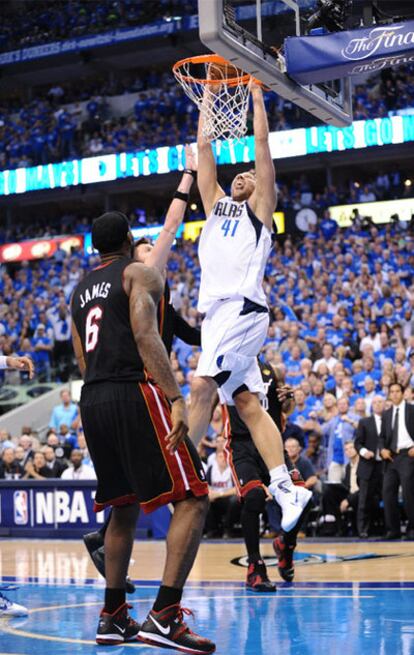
[123,262,188,451]
[71,321,86,379]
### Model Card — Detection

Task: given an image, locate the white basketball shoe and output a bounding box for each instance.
[269,478,312,533]
[0,592,28,617]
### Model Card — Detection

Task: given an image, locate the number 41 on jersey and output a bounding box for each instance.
[221,219,240,238]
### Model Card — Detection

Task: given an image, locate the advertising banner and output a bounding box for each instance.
[1,114,413,198]
[84,224,184,254]
[0,235,84,264]
[285,21,414,84]
[329,197,414,227]
[0,480,170,538]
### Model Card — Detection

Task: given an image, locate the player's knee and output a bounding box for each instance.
[191,376,216,405]
[243,487,266,515]
[234,391,260,422]
[188,494,209,521]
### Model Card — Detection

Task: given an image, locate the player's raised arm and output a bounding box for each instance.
[197,70,225,217]
[125,262,188,451]
[145,145,196,273]
[248,84,277,230]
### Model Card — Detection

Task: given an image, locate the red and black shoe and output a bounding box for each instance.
[138,604,215,654]
[273,534,295,582]
[246,560,276,593]
[96,602,140,645]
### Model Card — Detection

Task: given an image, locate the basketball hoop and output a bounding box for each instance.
[173,54,255,142]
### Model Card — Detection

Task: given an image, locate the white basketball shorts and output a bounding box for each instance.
[195,297,270,405]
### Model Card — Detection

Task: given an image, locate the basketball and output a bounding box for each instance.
[208,60,241,84]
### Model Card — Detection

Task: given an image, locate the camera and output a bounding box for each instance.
[307,0,353,33]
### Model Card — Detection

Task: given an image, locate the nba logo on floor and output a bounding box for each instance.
[14,490,28,525]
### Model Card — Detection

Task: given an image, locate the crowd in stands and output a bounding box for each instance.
[1,165,413,247]
[2,205,414,537]
[0,1,198,53]
[0,60,413,171]
[0,389,96,481]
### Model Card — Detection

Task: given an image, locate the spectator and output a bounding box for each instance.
[304,431,327,482]
[320,397,358,482]
[61,449,97,480]
[0,429,14,453]
[57,423,78,457]
[0,447,24,479]
[289,389,312,428]
[206,434,226,469]
[32,324,53,381]
[48,303,73,381]
[14,446,26,468]
[76,428,94,469]
[18,435,35,467]
[360,322,381,353]
[320,441,360,536]
[49,389,78,431]
[313,343,338,374]
[23,451,54,479]
[354,395,385,538]
[284,438,318,492]
[204,451,239,538]
[42,445,68,477]
[379,382,414,540]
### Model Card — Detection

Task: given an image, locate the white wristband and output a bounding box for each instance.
[0,355,8,369]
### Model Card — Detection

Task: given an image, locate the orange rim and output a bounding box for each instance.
[173,54,252,88]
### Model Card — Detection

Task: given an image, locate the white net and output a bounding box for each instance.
[173,59,251,142]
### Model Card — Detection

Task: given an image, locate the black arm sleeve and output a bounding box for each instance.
[173,308,201,346]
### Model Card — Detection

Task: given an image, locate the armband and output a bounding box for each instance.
[174,190,189,202]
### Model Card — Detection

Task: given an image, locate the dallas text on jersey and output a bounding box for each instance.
[214,200,244,218]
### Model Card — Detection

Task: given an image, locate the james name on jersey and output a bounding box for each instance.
[79,282,112,308]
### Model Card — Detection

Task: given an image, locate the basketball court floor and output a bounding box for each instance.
[1,538,414,655]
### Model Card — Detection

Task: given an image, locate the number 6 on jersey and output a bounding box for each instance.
[85,305,103,352]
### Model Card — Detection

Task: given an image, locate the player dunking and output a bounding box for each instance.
[191,77,311,531]
[71,211,214,653]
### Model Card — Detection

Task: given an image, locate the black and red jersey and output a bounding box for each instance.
[71,257,145,385]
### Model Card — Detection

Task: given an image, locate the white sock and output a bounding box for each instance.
[269,464,290,484]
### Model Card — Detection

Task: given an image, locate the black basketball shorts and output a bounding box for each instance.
[226,433,270,498]
[80,380,208,513]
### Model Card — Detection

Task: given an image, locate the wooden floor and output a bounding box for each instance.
[1,538,414,584]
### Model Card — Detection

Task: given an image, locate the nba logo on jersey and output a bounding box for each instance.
[14,490,28,525]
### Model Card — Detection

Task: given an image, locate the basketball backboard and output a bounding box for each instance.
[198,0,353,127]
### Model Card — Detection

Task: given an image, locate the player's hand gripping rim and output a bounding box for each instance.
[166,397,189,453]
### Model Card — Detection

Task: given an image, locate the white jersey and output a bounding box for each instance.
[198,196,272,313]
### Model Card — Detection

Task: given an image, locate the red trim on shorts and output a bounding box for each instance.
[94,493,138,513]
[139,382,207,513]
[222,404,266,499]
